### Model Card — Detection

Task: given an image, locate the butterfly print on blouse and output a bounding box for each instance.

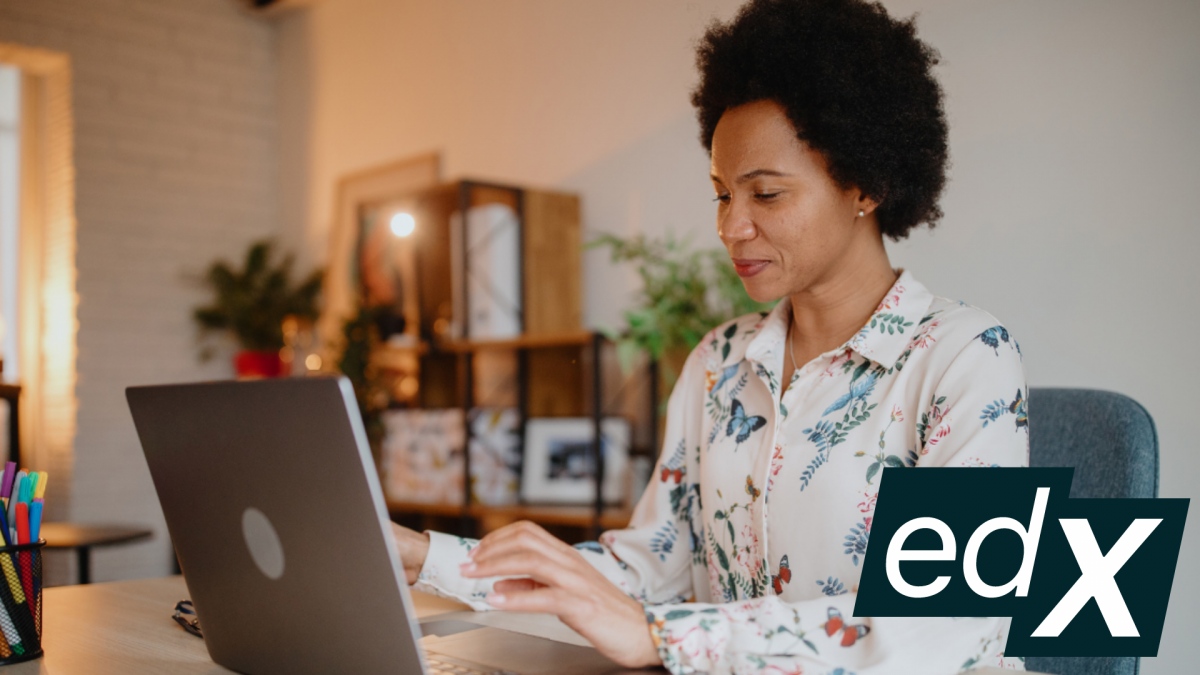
[660,439,687,483]
[710,363,741,395]
[744,475,761,502]
[771,554,791,595]
[980,388,1028,432]
[726,397,767,448]
[825,607,871,647]
[976,325,1017,356]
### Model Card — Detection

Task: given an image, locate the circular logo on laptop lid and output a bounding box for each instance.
[241,507,285,580]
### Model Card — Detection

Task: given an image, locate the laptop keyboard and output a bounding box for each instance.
[427,655,517,675]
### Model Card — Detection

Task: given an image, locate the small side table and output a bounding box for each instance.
[40,523,154,585]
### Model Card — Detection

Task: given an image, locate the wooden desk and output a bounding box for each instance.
[6,576,1044,674]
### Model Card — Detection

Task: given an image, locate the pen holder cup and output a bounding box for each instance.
[0,541,44,665]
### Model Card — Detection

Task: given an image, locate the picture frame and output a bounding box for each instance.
[357,198,422,346]
[468,407,521,505]
[318,152,441,362]
[380,408,465,505]
[522,417,629,504]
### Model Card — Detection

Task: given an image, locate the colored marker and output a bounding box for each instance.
[22,474,35,506]
[0,462,13,501]
[0,618,10,658]
[28,502,42,544]
[0,502,15,655]
[6,472,23,542]
[0,591,19,656]
[15,503,26,547]
[33,473,47,500]
[0,555,28,654]
[14,503,32,613]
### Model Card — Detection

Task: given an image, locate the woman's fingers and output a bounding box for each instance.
[469,522,579,571]
[486,585,570,614]
[492,578,546,593]
[471,521,568,560]
[462,549,581,588]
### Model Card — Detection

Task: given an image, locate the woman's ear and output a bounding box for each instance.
[855,191,882,218]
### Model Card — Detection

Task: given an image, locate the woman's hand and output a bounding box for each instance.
[459,521,661,669]
[390,522,430,585]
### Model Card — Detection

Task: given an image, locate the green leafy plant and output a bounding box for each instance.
[587,233,775,379]
[338,305,389,451]
[193,240,323,357]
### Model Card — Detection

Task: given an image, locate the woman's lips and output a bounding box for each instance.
[732,259,770,278]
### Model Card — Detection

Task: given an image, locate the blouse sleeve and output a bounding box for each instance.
[413,347,704,610]
[917,322,1030,470]
[641,325,1030,674]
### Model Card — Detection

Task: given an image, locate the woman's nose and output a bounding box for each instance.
[718,199,756,243]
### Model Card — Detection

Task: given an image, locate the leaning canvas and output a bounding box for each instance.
[381,409,466,505]
[468,407,521,505]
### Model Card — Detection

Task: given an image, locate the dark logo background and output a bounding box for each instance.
[854,468,1188,657]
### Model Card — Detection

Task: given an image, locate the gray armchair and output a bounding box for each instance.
[1025,387,1159,675]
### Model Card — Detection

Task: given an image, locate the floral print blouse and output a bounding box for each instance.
[415,269,1029,674]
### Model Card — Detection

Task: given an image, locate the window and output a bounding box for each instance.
[0,63,18,381]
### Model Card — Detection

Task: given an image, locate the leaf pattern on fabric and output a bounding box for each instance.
[843,518,870,566]
[816,576,847,597]
[980,388,1029,432]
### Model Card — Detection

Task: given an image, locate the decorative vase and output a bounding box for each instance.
[234,350,287,378]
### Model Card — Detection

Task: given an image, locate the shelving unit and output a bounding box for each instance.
[373,180,657,542]
[386,328,656,541]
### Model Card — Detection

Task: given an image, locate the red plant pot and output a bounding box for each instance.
[234,350,287,378]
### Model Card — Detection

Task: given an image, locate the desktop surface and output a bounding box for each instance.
[6,576,1041,675]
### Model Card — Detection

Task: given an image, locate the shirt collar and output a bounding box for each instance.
[734,269,934,372]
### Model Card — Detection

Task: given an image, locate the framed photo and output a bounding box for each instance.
[468,407,521,505]
[357,199,422,345]
[318,152,440,363]
[381,408,465,505]
[522,417,629,504]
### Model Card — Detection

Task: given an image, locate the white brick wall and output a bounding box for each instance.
[0,0,280,582]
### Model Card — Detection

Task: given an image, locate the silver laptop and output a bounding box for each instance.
[127,377,632,675]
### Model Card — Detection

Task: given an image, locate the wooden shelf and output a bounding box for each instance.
[433,330,597,353]
[371,343,431,371]
[388,500,632,531]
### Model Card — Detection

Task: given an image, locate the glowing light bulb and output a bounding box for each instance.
[305,354,322,371]
[390,212,415,237]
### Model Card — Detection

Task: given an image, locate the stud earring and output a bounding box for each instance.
[858,210,865,217]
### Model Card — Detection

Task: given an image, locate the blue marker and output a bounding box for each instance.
[28,503,41,544]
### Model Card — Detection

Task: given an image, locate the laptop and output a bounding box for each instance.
[127,377,634,675]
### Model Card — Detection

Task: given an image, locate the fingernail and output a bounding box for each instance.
[467,547,478,558]
[487,593,506,606]
[459,562,476,574]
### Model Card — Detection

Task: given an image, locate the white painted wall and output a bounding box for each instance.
[0,0,280,583]
[280,1,1200,672]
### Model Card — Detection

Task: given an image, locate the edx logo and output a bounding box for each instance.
[854,468,1188,657]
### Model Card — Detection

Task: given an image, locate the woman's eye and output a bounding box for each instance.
[754,192,780,201]
[713,194,731,204]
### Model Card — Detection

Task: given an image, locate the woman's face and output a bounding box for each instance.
[711,99,873,303]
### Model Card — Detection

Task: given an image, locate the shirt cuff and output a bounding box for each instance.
[412,531,496,611]
[644,603,712,675]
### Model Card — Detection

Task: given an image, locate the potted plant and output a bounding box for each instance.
[587,233,775,391]
[194,240,323,378]
[337,304,391,453]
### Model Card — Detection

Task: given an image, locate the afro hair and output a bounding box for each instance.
[692,0,949,239]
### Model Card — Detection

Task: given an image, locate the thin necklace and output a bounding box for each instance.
[787,313,799,375]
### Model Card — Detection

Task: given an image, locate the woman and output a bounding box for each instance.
[392,0,1028,672]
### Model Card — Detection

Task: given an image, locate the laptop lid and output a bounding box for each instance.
[127,377,426,675]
